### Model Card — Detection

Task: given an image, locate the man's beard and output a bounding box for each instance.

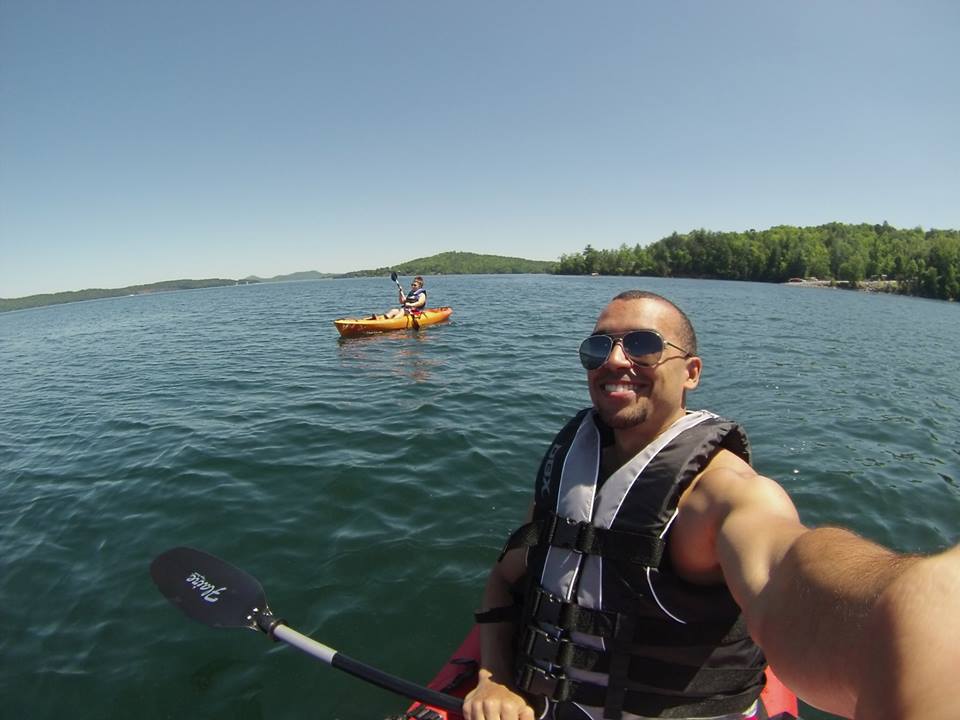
[597,404,648,429]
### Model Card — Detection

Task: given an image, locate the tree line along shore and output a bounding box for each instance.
[555,221,959,302]
[3,223,958,313]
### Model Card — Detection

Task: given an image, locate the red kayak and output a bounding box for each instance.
[396,625,799,720]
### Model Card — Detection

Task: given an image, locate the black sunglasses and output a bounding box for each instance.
[579,330,691,370]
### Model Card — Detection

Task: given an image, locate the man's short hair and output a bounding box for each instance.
[611,290,698,355]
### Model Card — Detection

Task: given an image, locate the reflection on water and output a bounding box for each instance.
[336,326,449,383]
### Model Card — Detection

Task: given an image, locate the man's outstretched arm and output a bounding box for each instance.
[705,468,957,719]
[854,543,960,720]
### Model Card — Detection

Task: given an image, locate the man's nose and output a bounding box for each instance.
[605,339,632,367]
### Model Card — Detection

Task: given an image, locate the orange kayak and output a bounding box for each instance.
[334,306,453,337]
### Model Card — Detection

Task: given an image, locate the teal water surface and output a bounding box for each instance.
[1,275,958,719]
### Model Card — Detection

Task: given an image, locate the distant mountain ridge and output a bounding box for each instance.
[0,278,249,313]
[1,252,553,312]
[243,270,334,282]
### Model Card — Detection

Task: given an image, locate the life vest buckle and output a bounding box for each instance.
[517,664,576,702]
[545,515,575,546]
[546,515,597,553]
[530,587,566,627]
[521,627,563,665]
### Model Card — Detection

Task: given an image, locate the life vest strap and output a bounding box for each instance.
[519,625,763,689]
[528,587,619,638]
[474,605,521,624]
[499,522,539,561]
[516,663,763,718]
[520,626,605,670]
[502,513,665,567]
[526,587,753,646]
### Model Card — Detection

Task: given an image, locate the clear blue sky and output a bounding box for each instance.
[2,1,958,298]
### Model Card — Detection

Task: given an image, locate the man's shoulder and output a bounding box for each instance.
[704,447,754,474]
[686,452,795,518]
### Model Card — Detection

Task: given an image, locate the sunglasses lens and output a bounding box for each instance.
[622,331,664,366]
[579,335,613,370]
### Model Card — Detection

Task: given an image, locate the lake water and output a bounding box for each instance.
[1,275,957,720]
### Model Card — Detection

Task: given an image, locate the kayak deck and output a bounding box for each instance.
[395,625,800,720]
[334,306,453,337]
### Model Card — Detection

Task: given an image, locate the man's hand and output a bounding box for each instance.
[463,671,536,720]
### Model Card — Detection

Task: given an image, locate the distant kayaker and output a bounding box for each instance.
[383,276,426,319]
[465,289,960,720]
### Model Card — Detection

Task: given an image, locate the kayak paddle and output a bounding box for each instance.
[150,546,463,713]
[390,269,407,301]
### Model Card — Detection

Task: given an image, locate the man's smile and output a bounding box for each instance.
[603,382,637,393]
[598,377,650,395]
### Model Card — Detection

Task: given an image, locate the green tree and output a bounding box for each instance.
[541,222,959,303]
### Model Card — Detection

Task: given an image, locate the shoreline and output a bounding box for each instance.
[784,278,901,294]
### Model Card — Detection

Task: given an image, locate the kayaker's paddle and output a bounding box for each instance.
[150,546,463,713]
[390,270,404,293]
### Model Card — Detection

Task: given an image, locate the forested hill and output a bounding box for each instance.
[341,251,556,277]
[555,222,960,301]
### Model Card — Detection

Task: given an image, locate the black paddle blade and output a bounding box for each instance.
[390,271,398,282]
[151,546,268,631]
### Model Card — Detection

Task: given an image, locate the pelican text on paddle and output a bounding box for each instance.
[185,571,226,603]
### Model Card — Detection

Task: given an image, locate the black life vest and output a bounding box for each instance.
[404,288,426,313]
[510,408,767,719]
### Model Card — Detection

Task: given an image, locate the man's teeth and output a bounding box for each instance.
[603,383,636,392]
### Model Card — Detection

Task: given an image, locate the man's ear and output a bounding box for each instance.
[683,355,702,390]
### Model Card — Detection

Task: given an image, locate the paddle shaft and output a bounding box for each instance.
[272,624,463,712]
[390,270,406,297]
